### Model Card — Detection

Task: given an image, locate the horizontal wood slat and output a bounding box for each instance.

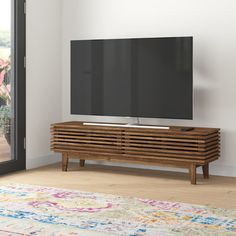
[51,148,218,166]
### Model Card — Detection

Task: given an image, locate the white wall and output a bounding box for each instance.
[61,0,236,177]
[26,0,62,168]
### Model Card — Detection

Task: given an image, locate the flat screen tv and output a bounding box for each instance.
[71,37,193,119]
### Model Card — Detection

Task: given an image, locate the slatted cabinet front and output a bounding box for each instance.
[51,122,220,184]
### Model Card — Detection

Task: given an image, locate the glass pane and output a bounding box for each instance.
[0,0,13,163]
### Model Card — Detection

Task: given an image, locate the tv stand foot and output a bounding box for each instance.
[80,159,85,167]
[202,163,209,179]
[189,163,197,185]
[62,153,68,171]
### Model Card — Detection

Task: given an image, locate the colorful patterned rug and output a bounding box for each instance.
[0,184,235,236]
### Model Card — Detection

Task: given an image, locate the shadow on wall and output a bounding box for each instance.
[194,39,217,81]
[194,86,209,121]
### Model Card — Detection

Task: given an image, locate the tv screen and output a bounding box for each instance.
[71,37,193,119]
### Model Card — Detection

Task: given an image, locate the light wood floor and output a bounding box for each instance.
[0,163,235,209]
[0,136,10,163]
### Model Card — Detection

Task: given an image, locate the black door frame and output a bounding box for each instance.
[1,0,26,174]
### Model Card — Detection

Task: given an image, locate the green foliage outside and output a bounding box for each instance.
[0,30,11,136]
[0,105,10,134]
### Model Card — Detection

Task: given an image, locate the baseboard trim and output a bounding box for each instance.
[26,153,60,170]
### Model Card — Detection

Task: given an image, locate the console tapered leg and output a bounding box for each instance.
[202,163,209,179]
[62,153,69,171]
[189,163,197,185]
[80,159,85,167]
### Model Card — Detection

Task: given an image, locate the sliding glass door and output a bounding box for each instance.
[0,0,25,174]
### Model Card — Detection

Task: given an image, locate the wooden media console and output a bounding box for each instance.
[50,121,220,184]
